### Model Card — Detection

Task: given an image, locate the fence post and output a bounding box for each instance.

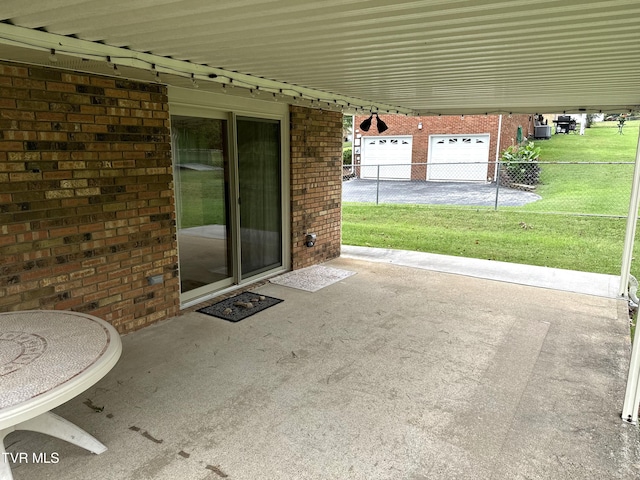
[376,164,380,205]
[494,161,501,211]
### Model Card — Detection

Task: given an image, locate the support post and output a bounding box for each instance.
[495,161,502,211]
[376,164,380,205]
[494,114,503,211]
[621,125,640,423]
[619,125,640,296]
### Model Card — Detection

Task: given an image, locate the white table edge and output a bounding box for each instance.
[0,310,122,430]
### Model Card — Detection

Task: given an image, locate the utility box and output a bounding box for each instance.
[534,125,551,139]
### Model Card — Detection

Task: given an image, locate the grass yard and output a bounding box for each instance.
[342,119,640,276]
[175,169,227,228]
[517,120,639,215]
[342,204,636,275]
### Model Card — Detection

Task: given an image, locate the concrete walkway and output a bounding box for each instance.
[6,253,640,480]
[341,245,622,299]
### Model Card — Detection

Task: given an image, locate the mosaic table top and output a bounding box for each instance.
[0,310,121,427]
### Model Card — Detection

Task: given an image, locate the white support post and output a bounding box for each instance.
[619,126,640,296]
[622,322,640,423]
[621,125,640,423]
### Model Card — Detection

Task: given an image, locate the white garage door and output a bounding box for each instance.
[428,134,490,181]
[360,136,412,180]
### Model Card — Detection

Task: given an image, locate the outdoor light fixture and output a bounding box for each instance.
[359,114,373,132]
[377,115,389,133]
[359,113,388,133]
[305,233,317,247]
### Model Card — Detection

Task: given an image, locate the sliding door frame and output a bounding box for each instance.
[170,87,291,308]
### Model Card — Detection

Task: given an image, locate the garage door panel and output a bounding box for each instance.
[361,136,412,180]
[428,135,489,181]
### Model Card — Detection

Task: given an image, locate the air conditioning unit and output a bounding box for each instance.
[534,125,551,139]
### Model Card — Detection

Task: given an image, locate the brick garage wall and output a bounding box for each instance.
[0,62,179,333]
[290,106,342,269]
[498,114,533,151]
[354,113,533,180]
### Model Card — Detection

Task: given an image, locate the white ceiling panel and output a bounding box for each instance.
[0,0,638,115]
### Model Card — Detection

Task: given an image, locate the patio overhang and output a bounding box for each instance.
[0,0,639,115]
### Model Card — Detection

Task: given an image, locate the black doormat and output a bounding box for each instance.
[196,292,283,323]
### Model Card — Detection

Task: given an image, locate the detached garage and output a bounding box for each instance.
[428,134,490,181]
[360,136,413,180]
[353,114,534,182]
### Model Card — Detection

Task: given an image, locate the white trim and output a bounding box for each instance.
[169,86,290,119]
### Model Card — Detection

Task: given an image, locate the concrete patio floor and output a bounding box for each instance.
[6,253,640,479]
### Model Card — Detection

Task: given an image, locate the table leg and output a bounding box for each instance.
[14,412,107,455]
[0,412,106,480]
[1,427,16,480]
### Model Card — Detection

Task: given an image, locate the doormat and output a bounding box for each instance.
[269,265,356,292]
[196,292,283,323]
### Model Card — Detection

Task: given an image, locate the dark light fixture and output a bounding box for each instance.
[376,115,389,133]
[359,113,388,133]
[359,114,373,132]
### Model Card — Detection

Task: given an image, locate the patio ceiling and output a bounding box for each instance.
[0,0,639,115]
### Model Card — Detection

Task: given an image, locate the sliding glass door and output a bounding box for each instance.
[172,115,232,295]
[172,113,283,303]
[237,117,282,278]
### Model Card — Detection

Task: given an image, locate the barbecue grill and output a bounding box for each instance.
[553,115,576,134]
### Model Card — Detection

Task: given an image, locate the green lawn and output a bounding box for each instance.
[176,169,227,228]
[342,119,640,276]
[343,204,635,275]
[540,120,639,163]
[517,120,638,215]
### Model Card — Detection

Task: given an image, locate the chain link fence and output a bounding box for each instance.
[343,161,634,216]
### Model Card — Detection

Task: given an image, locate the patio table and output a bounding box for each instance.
[0,310,122,480]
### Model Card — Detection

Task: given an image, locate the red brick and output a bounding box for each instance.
[289,105,342,270]
[0,60,178,333]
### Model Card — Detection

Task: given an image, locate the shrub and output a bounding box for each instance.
[500,142,541,186]
[343,148,352,165]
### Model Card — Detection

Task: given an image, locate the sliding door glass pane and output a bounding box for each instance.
[237,117,282,278]
[171,116,232,293]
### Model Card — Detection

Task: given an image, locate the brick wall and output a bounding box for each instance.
[498,114,534,150]
[0,62,180,333]
[354,113,533,180]
[290,106,343,269]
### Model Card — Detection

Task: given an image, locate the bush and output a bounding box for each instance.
[500,142,541,186]
[343,148,352,165]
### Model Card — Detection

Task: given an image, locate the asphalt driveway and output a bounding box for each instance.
[342,178,541,207]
